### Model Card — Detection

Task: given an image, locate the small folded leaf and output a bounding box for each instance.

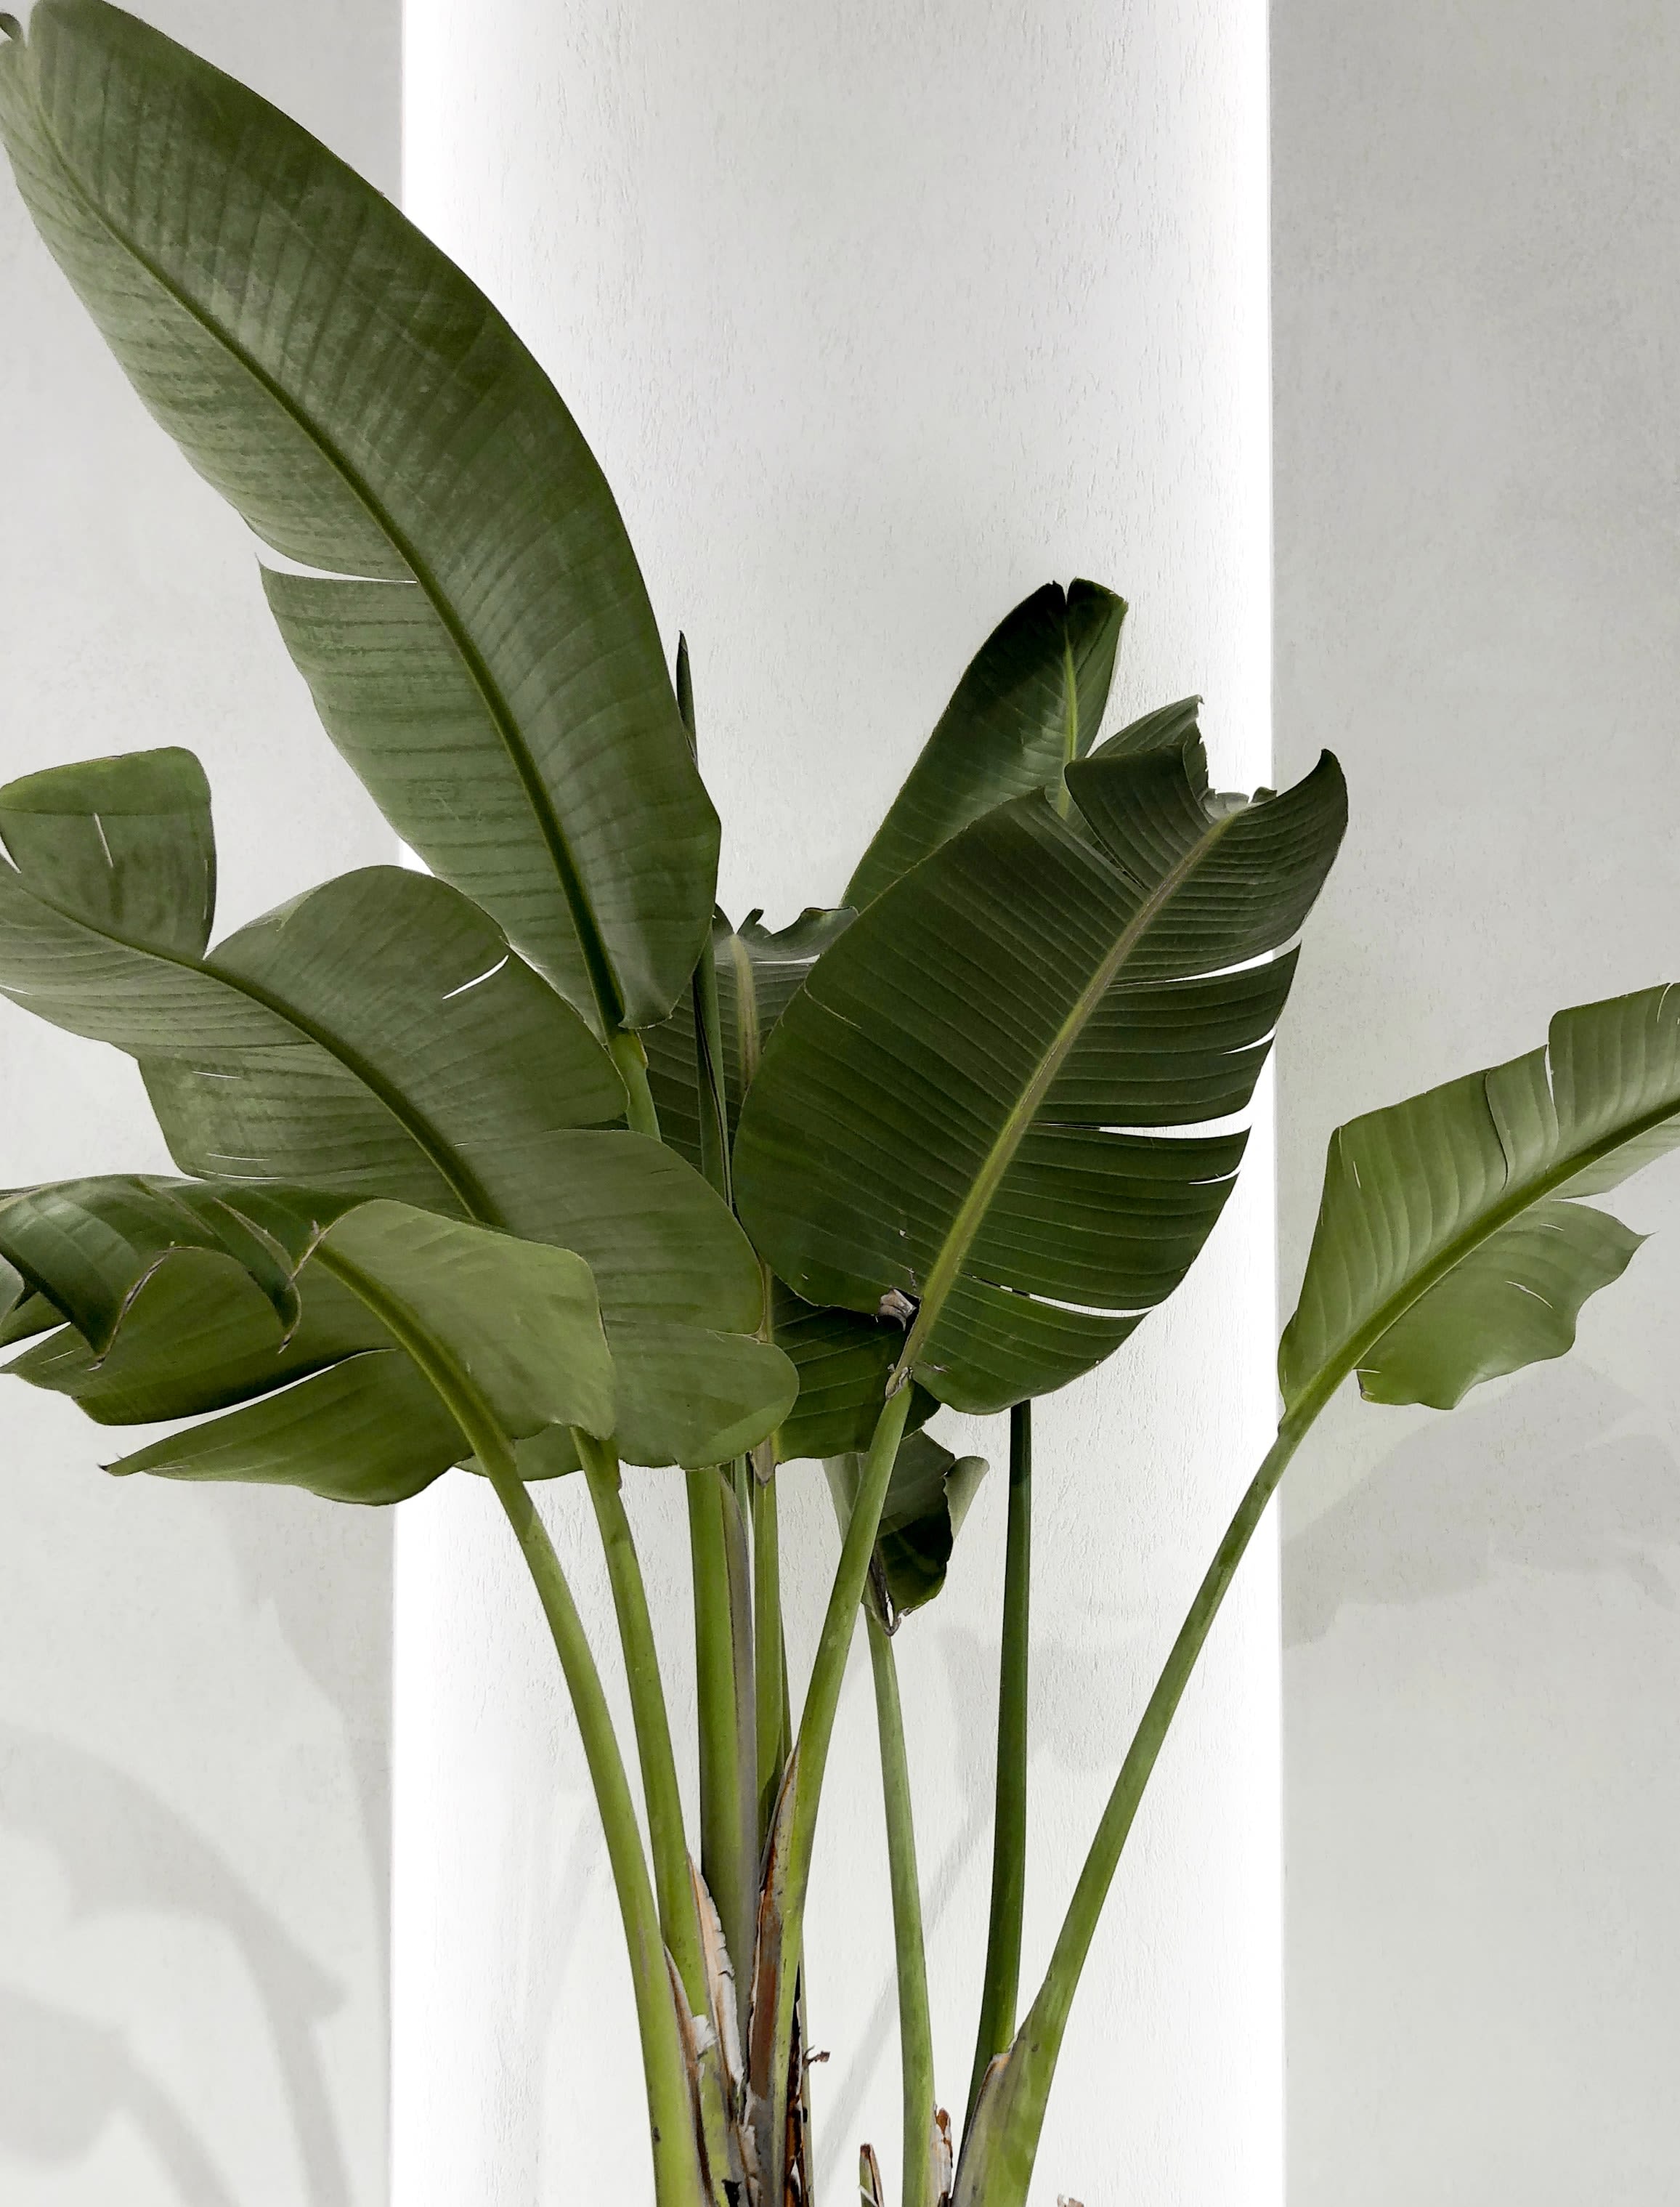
[643,907,854,1170]
[0,746,214,957]
[825,1428,989,1620]
[1281,985,1680,1415]
[845,580,1126,909]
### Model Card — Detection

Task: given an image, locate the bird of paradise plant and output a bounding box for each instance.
[4,7,1678,2203]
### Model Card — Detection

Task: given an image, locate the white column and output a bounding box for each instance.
[397,5,1277,2203]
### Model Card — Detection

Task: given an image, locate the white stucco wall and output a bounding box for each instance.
[398,5,1279,2203]
[0,5,399,2202]
[1274,4,1680,2200]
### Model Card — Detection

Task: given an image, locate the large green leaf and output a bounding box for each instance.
[145,865,626,1220]
[0,745,214,957]
[1,1172,796,1472]
[845,582,1126,910]
[1280,986,1680,1416]
[0,750,627,1218]
[736,728,1346,1412]
[0,0,717,1030]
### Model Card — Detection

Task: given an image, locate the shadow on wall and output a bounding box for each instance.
[0,1718,357,2206]
[0,1980,238,2207]
[1284,1362,1680,1647]
[196,1480,394,1996]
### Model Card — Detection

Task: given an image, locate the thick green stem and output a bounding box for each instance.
[610,1028,662,1141]
[766,1384,913,2198]
[578,1431,707,2011]
[718,1466,760,1982]
[752,1467,789,1842]
[966,1401,1032,2124]
[962,1416,1309,2206]
[687,1466,755,2017]
[488,1463,706,2207]
[310,1243,701,2199]
[868,1611,937,2207]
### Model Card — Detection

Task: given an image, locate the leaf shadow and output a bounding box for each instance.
[0,1723,354,2207]
[0,1980,238,2206]
[191,1483,393,1998]
[1283,1362,1680,1647]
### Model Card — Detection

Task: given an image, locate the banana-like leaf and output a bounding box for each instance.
[1,1173,796,1472]
[108,1350,466,1505]
[145,865,626,1220]
[845,582,1126,910]
[736,729,1347,1412]
[0,746,214,957]
[0,0,717,1030]
[1280,985,1680,1416]
[643,907,855,1169]
[825,1427,988,1620]
[0,1255,25,1333]
[0,750,627,1219]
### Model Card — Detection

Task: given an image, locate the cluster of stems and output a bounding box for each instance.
[445,1010,1322,2207]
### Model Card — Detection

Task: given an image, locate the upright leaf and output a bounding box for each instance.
[736,729,1346,1412]
[643,907,854,1169]
[0,0,718,1029]
[1281,985,1680,1416]
[845,580,1126,910]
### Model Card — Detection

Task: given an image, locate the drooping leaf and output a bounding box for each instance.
[107,1350,463,1505]
[736,729,1346,1412]
[1,1171,795,1473]
[0,0,718,1029]
[0,746,214,957]
[643,907,855,1171]
[825,1426,989,1619]
[8,1252,390,1422]
[0,1290,58,1350]
[1280,986,1680,1416]
[845,580,1126,910]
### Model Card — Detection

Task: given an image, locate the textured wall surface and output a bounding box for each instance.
[397,4,1278,2203]
[0,4,399,2202]
[1274,4,1680,2200]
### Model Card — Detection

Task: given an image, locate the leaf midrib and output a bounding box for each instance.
[23,62,622,1032]
[1286,1072,1680,1421]
[891,798,1244,1387]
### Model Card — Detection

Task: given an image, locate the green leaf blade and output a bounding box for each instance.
[736,740,1345,1411]
[1281,987,1680,1418]
[845,580,1126,909]
[0,746,215,957]
[0,0,719,1028]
